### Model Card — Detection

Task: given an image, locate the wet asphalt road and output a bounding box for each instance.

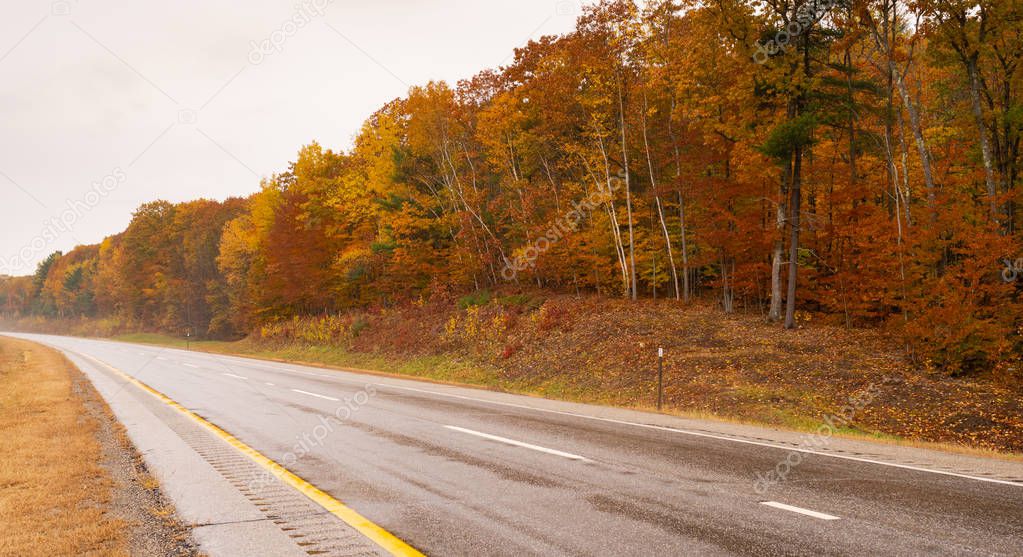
[15,334,1023,556]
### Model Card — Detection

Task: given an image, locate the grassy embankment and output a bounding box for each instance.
[115,332,497,386]
[109,294,1023,456]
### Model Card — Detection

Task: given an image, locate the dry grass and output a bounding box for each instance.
[0,337,128,557]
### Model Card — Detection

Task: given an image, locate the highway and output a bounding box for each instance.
[9,333,1023,556]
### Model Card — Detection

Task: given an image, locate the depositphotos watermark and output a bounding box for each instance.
[248,0,334,65]
[752,377,902,495]
[753,0,836,64]
[246,384,376,492]
[500,172,624,281]
[0,168,126,275]
[1001,258,1023,283]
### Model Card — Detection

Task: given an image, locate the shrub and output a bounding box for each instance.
[258,315,351,345]
[457,290,491,310]
[496,294,544,312]
[533,301,569,332]
[501,342,521,359]
[351,316,369,338]
[441,304,512,356]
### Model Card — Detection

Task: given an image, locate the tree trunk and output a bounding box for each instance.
[892,68,936,211]
[678,190,691,302]
[667,98,691,302]
[584,146,630,295]
[721,254,734,314]
[618,79,637,300]
[769,210,786,321]
[769,131,792,323]
[966,56,1000,223]
[784,144,803,329]
[868,6,932,217]
[642,92,680,300]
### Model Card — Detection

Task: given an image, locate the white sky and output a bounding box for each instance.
[0,0,587,276]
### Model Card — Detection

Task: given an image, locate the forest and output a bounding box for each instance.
[2,0,1021,375]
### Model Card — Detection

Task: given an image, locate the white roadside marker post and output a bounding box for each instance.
[657,347,664,411]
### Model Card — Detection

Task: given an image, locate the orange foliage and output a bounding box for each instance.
[4,0,1022,374]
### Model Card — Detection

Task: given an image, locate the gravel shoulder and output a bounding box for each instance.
[0,336,200,557]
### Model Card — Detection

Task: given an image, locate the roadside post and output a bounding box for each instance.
[657,347,664,411]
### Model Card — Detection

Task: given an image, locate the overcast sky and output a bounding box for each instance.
[0,0,588,276]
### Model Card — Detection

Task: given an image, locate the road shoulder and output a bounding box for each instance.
[0,336,199,557]
[55,342,397,557]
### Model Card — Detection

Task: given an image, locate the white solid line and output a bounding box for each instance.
[182,363,200,368]
[156,356,169,361]
[444,425,591,462]
[222,373,248,380]
[291,389,339,402]
[265,382,275,386]
[380,384,1022,488]
[761,501,841,520]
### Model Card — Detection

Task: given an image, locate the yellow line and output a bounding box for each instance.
[80,353,425,557]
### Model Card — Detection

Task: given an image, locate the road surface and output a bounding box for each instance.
[8,333,1023,556]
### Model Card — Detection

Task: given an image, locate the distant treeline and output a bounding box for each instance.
[2,0,1022,373]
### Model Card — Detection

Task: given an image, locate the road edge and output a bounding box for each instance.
[77,351,426,557]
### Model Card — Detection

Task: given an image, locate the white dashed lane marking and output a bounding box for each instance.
[761,501,840,520]
[444,425,591,462]
[291,389,339,402]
